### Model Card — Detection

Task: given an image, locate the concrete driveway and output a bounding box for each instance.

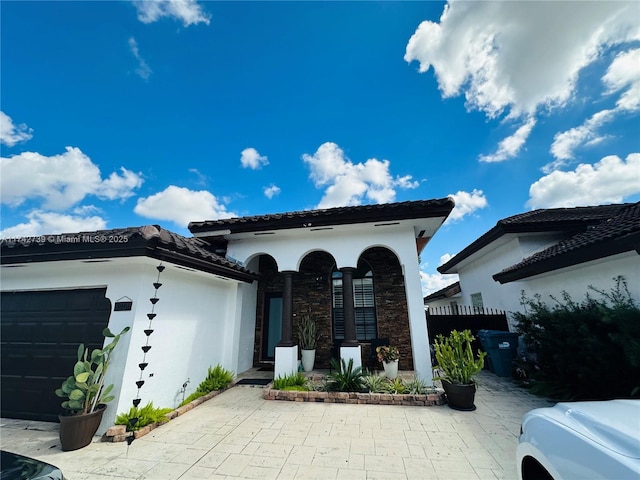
[0,372,552,479]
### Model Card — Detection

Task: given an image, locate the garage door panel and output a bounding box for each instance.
[2,378,62,422]
[1,348,79,376]
[1,288,111,421]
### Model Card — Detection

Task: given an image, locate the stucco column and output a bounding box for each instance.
[340,267,358,348]
[278,270,296,347]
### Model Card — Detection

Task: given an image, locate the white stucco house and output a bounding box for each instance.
[436,202,640,327]
[423,281,461,312]
[1,198,455,432]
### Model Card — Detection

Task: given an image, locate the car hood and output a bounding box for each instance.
[530,400,640,459]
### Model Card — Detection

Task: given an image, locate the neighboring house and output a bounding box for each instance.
[423,281,461,311]
[1,198,454,432]
[437,202,640,328]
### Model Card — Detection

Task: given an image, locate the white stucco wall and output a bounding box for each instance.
[453,236,639,329]
[424,293,462,311]
[455,235,567,314]
[0,256,252,433]
[510,252,640,310]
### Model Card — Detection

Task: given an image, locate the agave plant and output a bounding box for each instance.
[55,326,130,415]
[326,358,365,392]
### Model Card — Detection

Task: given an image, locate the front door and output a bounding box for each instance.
[262,293,282,361]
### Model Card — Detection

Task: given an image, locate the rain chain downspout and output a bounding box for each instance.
[127,263,164,440]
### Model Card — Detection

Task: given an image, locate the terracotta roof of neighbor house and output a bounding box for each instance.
[438,202,635,274]
[493,202,640,283]
[423,281,461,303]
[189,198,455,236]
[0,225,257,282]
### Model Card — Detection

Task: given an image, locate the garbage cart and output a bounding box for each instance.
[477,330,519,377]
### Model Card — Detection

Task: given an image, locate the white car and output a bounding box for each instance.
[517,400,640,480]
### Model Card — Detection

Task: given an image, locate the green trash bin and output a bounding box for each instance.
[480,330,519,377]
[476,330,494,372]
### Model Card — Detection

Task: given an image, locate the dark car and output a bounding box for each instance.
[0,450,65,480]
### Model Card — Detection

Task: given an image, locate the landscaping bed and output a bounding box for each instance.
[263,384,445,406]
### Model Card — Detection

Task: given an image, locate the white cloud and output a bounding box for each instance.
[134,185,235,227]
[439,253,455,266]
[240,148,269,170]
[0,111,33,147]
[302,142,419,209]
[420,270,459,296]
[0,147,143,210]
[0,210,107,238]
[446,189,488,222]
[479,116,536,162]
[132,0,210,26]
[405,1,639,118]
[188,168,208,186]
[548,109,616,168]
[549,48,640,166]
[603,48,640,111]
[98,167,145,200]
[528,153,640,209]
[263,184,281,199]
[128,37,152,80]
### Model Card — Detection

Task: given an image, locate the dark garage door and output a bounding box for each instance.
[1,288,111,422]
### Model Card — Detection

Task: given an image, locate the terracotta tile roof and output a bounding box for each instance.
[438,202,636,274]
[498,203,627,225]
[493,202,640,283]
[189,198,455,236]
[1,225,257,282]
[423,281,461,302]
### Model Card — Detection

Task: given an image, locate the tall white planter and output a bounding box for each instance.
[301,349,316,372]
[383,360,398,379]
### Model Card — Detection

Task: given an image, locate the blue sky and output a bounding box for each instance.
[2,0,639,295]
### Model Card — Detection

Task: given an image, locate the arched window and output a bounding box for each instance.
[332,261,377,341]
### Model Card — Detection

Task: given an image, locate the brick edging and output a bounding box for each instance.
[263,384,446,406]
[103,387,228,443]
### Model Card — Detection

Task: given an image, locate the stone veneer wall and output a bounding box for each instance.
[253,248,413,370]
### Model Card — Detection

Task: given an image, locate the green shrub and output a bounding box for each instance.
[404,377,431,394]
[180,364,234,406]
[273,372,310,390]
[363,374,435,394]
[326,358,364,392]
[362,374,388,393]
[282,385,309,391]
[383,377,407,394]
[514,276,640,400]
[115,402,173,431]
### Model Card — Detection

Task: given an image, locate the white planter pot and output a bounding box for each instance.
[383,360,399,379]
[301,349,316,372]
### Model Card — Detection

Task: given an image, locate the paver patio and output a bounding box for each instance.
[0,371,553,479]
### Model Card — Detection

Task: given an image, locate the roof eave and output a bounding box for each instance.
[189,199,455,237]
[438,223,587,274]
[492,233,640,284]
[0,241,257,283]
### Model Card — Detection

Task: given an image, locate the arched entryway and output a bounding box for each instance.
[251,247,414,371]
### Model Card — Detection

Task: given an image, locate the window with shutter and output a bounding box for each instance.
[332,264,377,341]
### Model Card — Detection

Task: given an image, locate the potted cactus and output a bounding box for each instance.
[432,329,486,411]
[55,326,129,451]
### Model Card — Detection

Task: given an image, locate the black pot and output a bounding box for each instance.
[58,404,106,451]
[441,380,477,411]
